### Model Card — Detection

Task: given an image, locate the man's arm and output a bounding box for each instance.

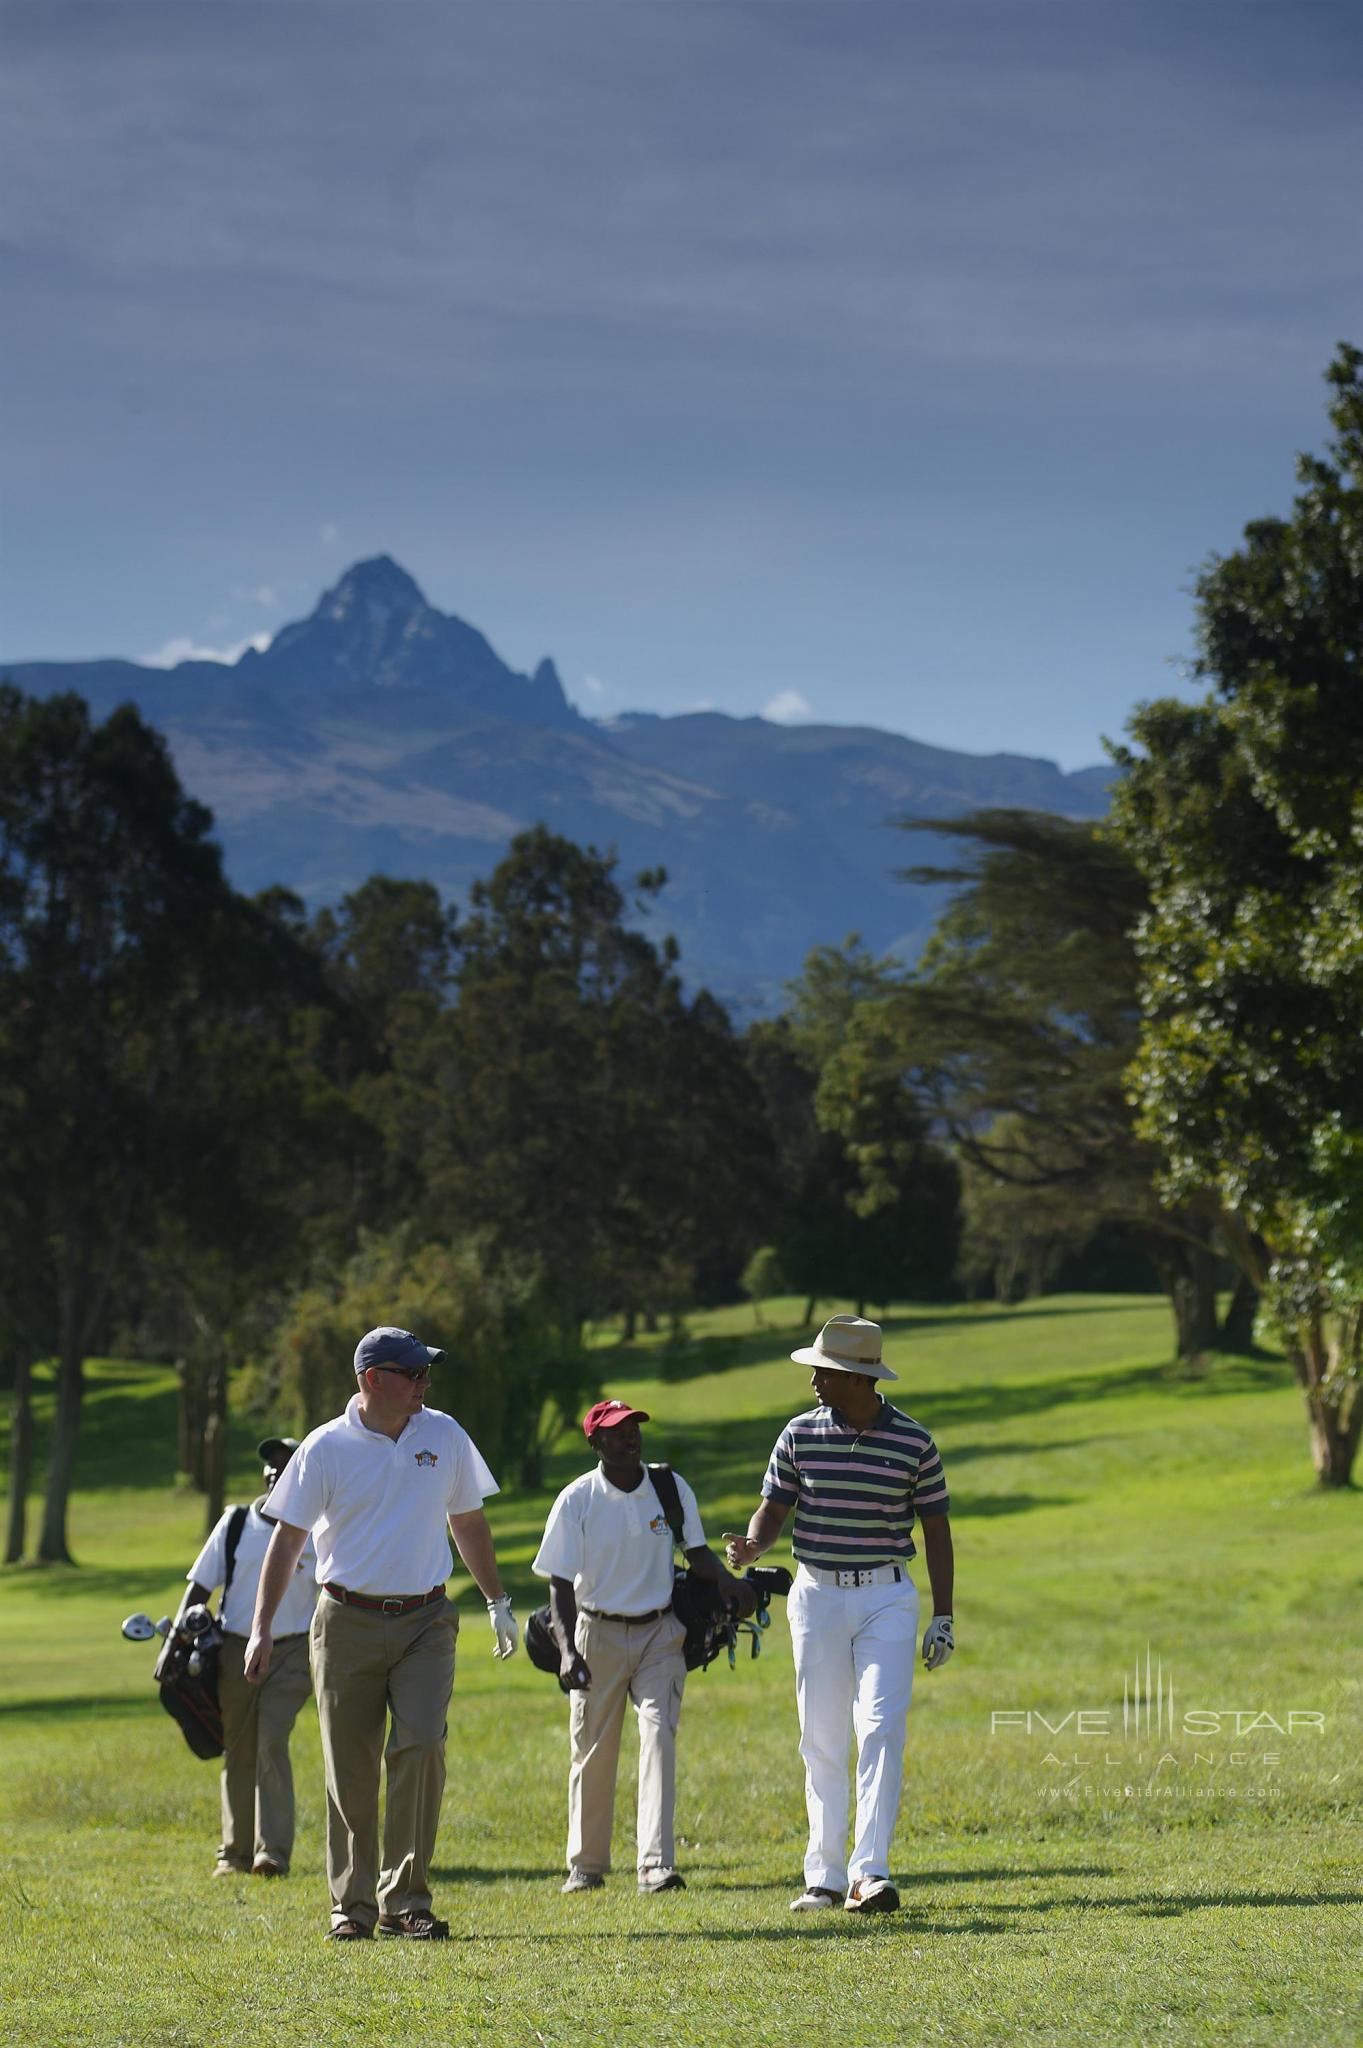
[723,1498,791,1568]
[244,1520,310,1684]
[548,1574,590,1690]
[920,1512,953,1614]
[919,1512,955,1670]
[447,1507,505,1600]
[449,1508,520,1658]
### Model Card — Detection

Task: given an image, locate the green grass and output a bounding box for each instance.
[2,1296,1361,2047]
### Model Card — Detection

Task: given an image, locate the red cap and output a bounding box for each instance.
[583,1398,651,1439]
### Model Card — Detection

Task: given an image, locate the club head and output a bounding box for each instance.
[180,1603,213,1637]
[154,1616,173,1637]
[121,1613,155,1641]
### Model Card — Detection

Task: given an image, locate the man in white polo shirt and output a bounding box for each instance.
[183,1435,317,1879]
[534,1398,752,1897]
[245,1325,520,1942]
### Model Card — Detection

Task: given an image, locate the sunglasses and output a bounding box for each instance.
[371,1362,432,1383]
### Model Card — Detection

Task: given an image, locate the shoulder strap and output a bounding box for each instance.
[647,1464,686,1552]
[221,1505,250,1601]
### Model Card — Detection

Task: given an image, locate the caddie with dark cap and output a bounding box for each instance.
[533,1398,752,1895]
[182,1435,317,1879]
[245,1325,520,1941]
[726,1316,954,1915]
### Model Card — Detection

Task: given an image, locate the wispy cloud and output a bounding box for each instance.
[580,673,608,698]
[763,690,812,724]
[321,523,341,547]
[142,631,273,669]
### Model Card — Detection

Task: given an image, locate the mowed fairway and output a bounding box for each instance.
[1,1297,1360,2048]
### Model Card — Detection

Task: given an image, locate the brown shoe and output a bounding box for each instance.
[325,1917,373,1940]
[213,1858,249,1878]
[377,1909,450,1941]
[252,1858,286,1878]
[845,1877,900,1913]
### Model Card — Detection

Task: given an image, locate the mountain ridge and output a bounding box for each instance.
[3,557,1111,1012]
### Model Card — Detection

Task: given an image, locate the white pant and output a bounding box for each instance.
[787,1564,919,1891]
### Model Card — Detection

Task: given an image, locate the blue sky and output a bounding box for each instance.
[1,1,1358,767]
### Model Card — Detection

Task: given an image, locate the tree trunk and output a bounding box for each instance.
[1304,1384,1363,1488]
[621,1307,638,1341]
[4,1354,34,1564]
[201,1349,229,1535]
[36,1343,82,1563]
[1220,1273,1260,1354]
[176,1355,209,1487]
[1152,1244,1219,1361]
[802,1297,817,1328]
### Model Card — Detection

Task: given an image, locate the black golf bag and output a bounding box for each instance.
[153,1505,248,1760]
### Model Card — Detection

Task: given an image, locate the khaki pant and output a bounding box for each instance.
[310,1592,457,1932]
[568,1610,687,1877]
[218,1630,312,1872]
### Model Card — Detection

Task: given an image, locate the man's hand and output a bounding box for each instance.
[559,1649,591,1691]
[727,1577,759,1620]
[487,1595,520,1660]
[922,1614,955,1670]
[724,1532,760,1569]
[244,1628,273,1685]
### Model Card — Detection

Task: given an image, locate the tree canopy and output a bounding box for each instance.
[1109,341,1363,1483]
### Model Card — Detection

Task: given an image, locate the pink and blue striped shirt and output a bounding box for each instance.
[762,1398,949,1567]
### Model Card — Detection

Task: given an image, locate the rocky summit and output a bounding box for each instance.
[3,558,1109,1012]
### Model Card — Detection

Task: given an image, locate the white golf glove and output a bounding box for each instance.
[922,1614,954,1670]
[487,1595,520,1660]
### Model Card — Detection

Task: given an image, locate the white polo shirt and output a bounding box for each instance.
[189,1500,318,1638]
[268,1396,498,1596]
[533,1465,705,1615]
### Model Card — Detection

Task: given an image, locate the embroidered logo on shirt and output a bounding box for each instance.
[649,1513,668,1533]
[414,1449,438,1467]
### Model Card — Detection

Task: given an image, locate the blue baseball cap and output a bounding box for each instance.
[353,1326,446,1376]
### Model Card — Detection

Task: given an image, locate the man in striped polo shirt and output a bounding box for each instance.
[726,1315,954,1915]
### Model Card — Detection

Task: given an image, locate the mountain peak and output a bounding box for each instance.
[313,554,428,624]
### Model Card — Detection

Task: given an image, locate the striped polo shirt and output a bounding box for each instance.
[761,1398,949,1567]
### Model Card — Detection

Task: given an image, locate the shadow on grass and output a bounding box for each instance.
[918,1887,1363,1928]
[0,1693,154,1719]
[0,1564,187,1603]
[13,1369,278,1500]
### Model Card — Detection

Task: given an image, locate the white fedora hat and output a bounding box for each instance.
[791,1315,899,1382]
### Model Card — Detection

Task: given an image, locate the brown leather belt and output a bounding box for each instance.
[581,1604,671,1624]
[324,1582,444,1615]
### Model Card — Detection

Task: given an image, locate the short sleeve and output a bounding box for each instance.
[761,1426,800,1507]
[446,1429,499,1516]
[675,1473,706,1551]
[267,1435,328,1531]
[187,1512,231,1590]
[532,1487,585,1582]
[912,1434,950,1515]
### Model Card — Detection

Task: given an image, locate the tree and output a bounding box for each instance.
[0,690,251,1560]
[752,945,962,1320]
[1109,343,1363,1484]
[884,809,1258,1354]
[421,828,774,1472]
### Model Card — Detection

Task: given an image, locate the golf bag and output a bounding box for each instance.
[153,1504,247,1760]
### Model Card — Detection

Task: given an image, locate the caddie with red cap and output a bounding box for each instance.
[532,1394,750,1896]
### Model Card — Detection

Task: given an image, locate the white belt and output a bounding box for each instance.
[798,1561,909,1589]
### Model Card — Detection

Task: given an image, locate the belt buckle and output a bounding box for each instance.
[835,1568,861,1589]
[381,1596,405,1615]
